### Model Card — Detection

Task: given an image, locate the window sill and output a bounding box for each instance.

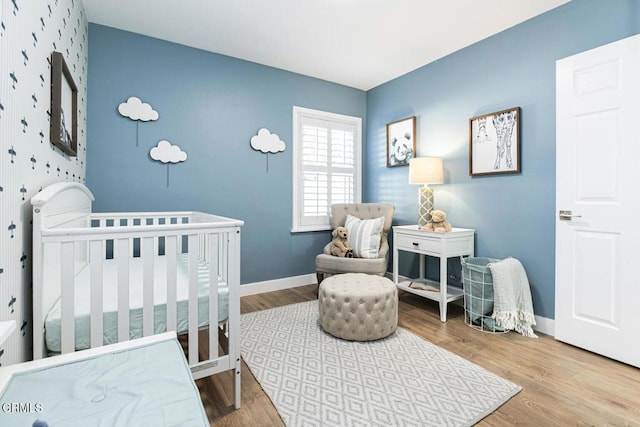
[291,225,331,233]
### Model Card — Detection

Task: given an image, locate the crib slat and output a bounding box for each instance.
[208,233,219,359]
[199,234,206,261]
[117,238,130,342]
[152,218,159,255]
[166,235,178,333]
[60,242,75,354]
[188,234,198,365]
[89,240,104,348]
[220,235,228,281]
[110,218,120,258]
[142,237,154,337]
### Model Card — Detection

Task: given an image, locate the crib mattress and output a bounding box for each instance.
[44,254,228,353]
[0,337,209,426]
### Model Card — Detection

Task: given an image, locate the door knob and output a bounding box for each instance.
[559,210,582,221]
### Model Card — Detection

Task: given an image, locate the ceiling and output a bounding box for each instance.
[82,0,570,91]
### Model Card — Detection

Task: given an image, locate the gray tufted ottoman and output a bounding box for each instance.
[318,273,398,341]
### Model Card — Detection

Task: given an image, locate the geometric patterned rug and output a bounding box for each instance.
[240,301,521,427]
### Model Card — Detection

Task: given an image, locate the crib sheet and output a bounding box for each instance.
[44,254,228,353]
[0,337,209,426]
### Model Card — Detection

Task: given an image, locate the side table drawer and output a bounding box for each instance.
[395,234,440,253]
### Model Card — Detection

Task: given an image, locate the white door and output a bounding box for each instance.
[556,34,640,368]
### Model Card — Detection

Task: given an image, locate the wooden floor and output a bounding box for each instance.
[196,284,640,426]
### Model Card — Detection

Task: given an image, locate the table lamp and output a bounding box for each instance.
[408,157,443,226]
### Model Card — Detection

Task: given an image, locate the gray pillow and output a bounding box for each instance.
[345,214,384,258]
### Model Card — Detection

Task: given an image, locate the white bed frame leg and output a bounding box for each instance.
[229,229,242,409]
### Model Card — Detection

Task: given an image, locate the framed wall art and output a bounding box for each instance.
[469,107,520,176]
[50,51,78,157]
[386,116,416,167]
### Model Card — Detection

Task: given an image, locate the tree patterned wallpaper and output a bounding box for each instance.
[0,0,87,365]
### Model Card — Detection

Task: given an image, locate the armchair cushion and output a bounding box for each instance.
[345,214,385,259]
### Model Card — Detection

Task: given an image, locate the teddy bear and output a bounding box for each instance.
[421,209,452,233]
[330,226,354,257]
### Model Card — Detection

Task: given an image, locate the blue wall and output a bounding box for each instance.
[366,0,640,319]
[86,24,366,284]
[87,1,639,317]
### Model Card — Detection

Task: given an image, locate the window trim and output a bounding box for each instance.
[291,106,362,233]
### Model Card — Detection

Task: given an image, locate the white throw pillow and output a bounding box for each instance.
[345,214,385,259]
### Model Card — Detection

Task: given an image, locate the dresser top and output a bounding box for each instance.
[393,225,475,234]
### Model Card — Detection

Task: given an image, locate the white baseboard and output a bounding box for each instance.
[240,273,317,297]
[533,315,554,337]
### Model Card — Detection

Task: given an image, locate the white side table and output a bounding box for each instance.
[393,226,475,322]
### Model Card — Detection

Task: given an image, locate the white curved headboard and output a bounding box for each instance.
[31,182,95,230]
[31,182,96,358]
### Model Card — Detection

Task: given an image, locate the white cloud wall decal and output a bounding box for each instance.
[118,96,159,121]
[149,140,187,187]
[117,96,159,147]
[250,128,286,172]
[251,128,286,153]
[150,140,187,163]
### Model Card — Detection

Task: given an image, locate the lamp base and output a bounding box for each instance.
[418,186,434,227]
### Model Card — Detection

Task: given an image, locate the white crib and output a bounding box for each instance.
[31,182,243,409]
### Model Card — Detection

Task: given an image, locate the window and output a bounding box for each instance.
[292,106,362,232]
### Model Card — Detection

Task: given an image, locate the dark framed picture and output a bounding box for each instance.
[386,116,416,167]
[469,107,520,176]
[50,51,78,157]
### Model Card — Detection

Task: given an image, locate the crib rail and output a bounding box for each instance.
[33,211,242,402]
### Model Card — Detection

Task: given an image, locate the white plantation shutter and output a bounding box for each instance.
[293,107,362,232]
